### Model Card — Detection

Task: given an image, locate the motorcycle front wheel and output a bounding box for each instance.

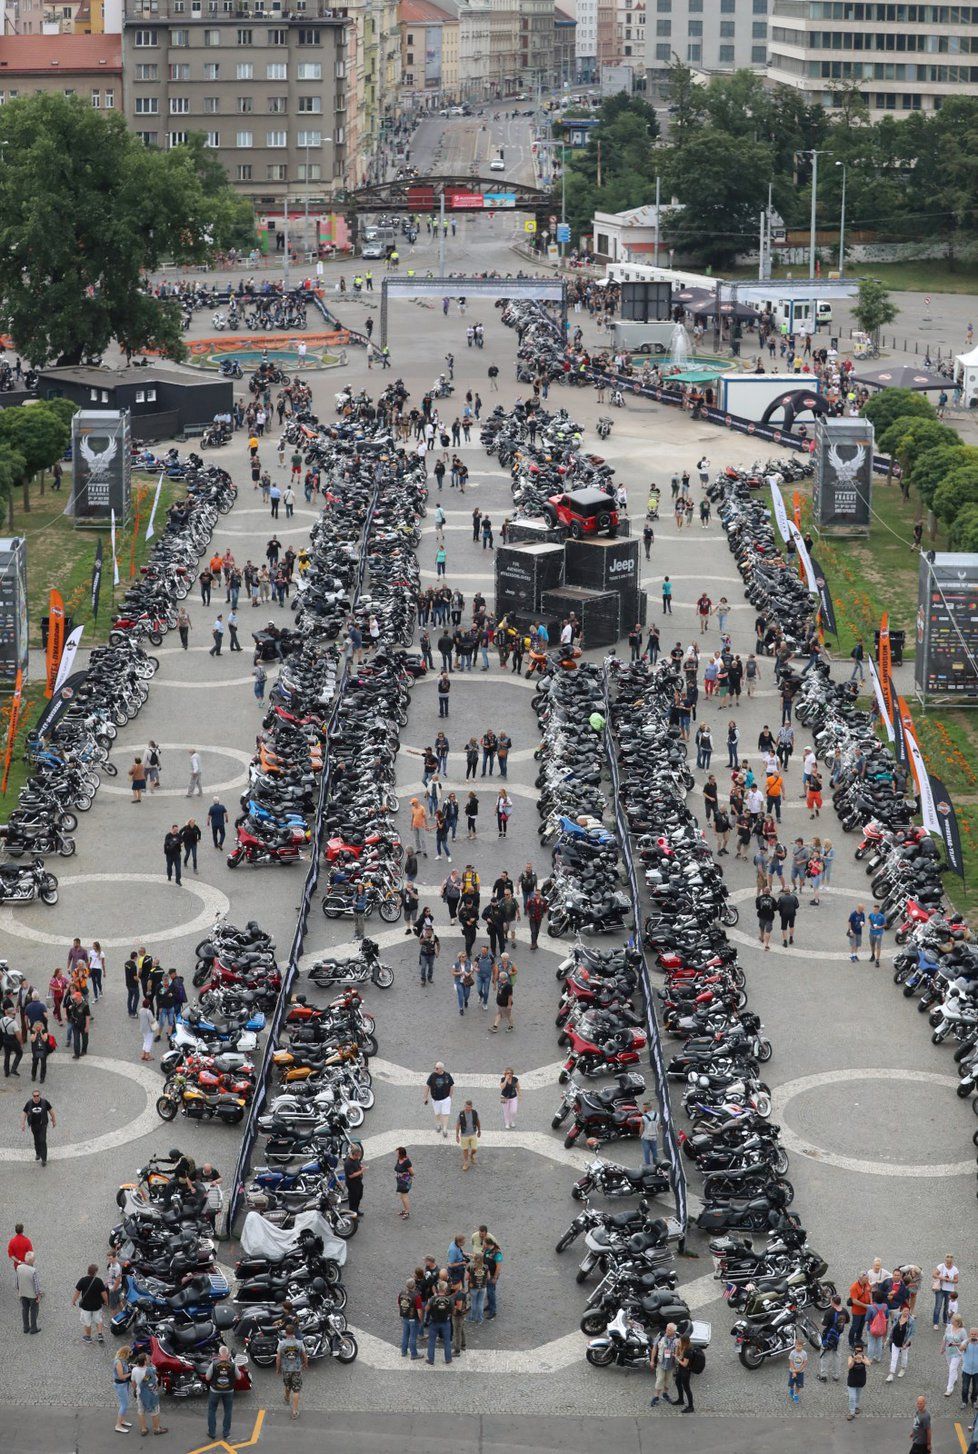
[156,1097,179,1121]
[371,964,394,989]
[580,1309,607,1336]
[40,878,59,905]
[585,1344,616,1367]
[332,1333,358,1363]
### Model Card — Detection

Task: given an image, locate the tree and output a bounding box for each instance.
[0,444,27,529]
[949,503,978,552]
[862,387,934,437]
[663,59,705,148]
[0,403,72,512]
[912,444,978,511]
[853,280,899,344]
[877,415,956,468]
[660,129,772,265]
[0,94,246,365]
[562,98,661,243]
[932,465,978,527]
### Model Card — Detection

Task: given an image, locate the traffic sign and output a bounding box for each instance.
[549,214,557,225]
[556,223,571,244]
[524,219,537,234]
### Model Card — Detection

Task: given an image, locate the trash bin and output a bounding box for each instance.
[830,336,839,351]
[873,628,905,666]
[40,614,74,649]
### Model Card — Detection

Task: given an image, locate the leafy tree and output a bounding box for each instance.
[912,444,978,510]
[182,134,256,253]
[663,59,705,148]
[660,129,771,265]
[563,98,661,242]
[877,416,956,468]
[0,94,244,365]
[0,403,72,512]
[862,387,933,436]
[0,444,27,529]
[932,465,978,526]
[949,503,978,551]
[853,280,899,343]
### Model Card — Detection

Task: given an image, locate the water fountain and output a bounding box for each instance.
[668,321,692,370]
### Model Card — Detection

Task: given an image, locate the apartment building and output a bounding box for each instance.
[121,0,348,206]
[554,1,574,82]
[767,1,978,114]
[0,30,121,101]
[399,0,457,101]
[645,0,768,98]
[575,0,616,81]
[519,0,554,88]
[615,0,643,66]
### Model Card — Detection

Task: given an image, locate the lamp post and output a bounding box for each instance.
[836,160,847,274]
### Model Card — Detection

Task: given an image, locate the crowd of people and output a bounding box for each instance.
[395,1226,505,1363]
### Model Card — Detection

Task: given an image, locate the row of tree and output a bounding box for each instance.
[0,398,77,525]
[863,389,978,550]
[563,70,978,267]
[0,94,254,367]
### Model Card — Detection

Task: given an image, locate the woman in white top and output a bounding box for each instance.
[138,996,156,1063]
[89,942,105,1003]
[944,1312,968,1395]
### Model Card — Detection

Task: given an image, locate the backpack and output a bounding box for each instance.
[687,1347,706,1375]
[869,1307,888,1338]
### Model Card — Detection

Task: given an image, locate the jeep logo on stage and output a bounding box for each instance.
[608,557,635,575]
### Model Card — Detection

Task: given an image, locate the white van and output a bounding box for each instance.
[761,298,833,335]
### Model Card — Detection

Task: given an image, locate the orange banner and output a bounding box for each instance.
[45,589,64,700]
[1,667,24,795]
[792,491,804,581]
[878,611,892,721]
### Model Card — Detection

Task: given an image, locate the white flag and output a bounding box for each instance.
[110,509,120,586]
[787,520,818,595]
[867,657,894,741]
[770,483,791,543]
[903,720,940,837]
[53,624,83,695]
[145,470,164,542]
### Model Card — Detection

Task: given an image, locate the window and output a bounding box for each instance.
[134,96,159,113]
[655,0,669,9]
[753,0,767,11]
[656,18,670,33]
[297,128,321,146]
[655,41,669,58]
[204,61,220,79]
[169,62,190,79]
[236,129,253,146]
[236,63,254,78]
[752,20,765,37]
[171,27,190,45]
[267,95,287,111]
[135,389,146,403]
[204,131,219,147]
[689,18,702,35]
[269,26,287,43]
[297,95,321,112]
[137,131,159,146]
[298,160,321,180]
[718,43,734,62]
[204,96,219,112]
[91,89,101,107]
[135,63,158,80]
[236,163,253,180]
[751,44,767,62]
[720,20,735,36]
[204,27,220,44]
[297,26,321,43]
[297,61,322,78]
[267,162,287,180]
[237,27,252,42]
[687,41,701,61]
[105,89,115,108]
[266,129,287,147]
[170,96,190,113]
[406,30,413,42]
[133,27,158,45]
[720,0,734,9]
[237,96,253,111]
[168,131,188,147]
[688,0,702,9]
[406,51,413,64]
[266,61,287,78]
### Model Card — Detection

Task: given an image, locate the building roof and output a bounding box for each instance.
[39,364,218,388]
[399,0,455,24]
[0,34,122,74]
[554,5,576,22]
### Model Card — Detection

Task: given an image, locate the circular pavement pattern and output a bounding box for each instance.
[0,873,230,948]
[101,742,252,798]
[0,1055,162,1161]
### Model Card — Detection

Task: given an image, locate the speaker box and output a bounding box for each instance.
[541,585,623,650]
[564,536,641,595]
[495,542,566,614]
[504,518,565,546]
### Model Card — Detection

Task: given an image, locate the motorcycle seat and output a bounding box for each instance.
[611,1108,638,1123]
[172,1320,214,1345]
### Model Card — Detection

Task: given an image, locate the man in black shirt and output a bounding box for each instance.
[702,775,719,824]
[123,954,140,1017]
[423,1062,455,1138]
[21,1090,55,1165]
[164,825,183,884]
[72,1263,108,1343]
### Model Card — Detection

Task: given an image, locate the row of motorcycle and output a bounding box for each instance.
[0,462,236,905]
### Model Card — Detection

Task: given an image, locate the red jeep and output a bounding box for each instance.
[543,487,619,539]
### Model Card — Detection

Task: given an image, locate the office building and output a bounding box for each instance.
[645,0,768,99]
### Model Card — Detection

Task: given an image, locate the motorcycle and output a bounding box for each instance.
[0,857,59,905]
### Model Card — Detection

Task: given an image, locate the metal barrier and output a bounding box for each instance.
[600,666,689,1246]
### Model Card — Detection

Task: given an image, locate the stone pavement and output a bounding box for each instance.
[0,187,974,1445]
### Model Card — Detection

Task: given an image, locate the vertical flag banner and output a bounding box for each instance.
[770,483,791,543]
[145,470,164,542]
[45,588,64,699]
[1,666,24,795]
[91,537,104,621]
[54,625,83,695]
[878,611,892,722]
[897,696,939,834]
[110,510,120,586]
[787,520,818,594]
[868,657,894,740]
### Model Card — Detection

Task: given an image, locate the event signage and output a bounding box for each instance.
[813,416,874,532]
[0,536,29,687]
[914,552,978,700]
[70,410,131,525]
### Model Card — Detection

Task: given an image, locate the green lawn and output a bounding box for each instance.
[0,681,48,805]
[729,259,978,295]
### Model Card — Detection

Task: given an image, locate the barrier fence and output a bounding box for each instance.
[601,666,689,1246]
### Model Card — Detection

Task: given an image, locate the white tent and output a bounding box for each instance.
[955,344,978,406]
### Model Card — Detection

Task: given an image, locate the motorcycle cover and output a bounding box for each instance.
[240,1209,348,1267]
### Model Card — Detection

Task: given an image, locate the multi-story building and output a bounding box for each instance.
[121,0,348,211]
[452,0,489,100]
[398,0,456,104]
[615,0,643,66]
[645,0,768,99]
[351,0,398,180]
[0,30,121,100]
[553,1,574,83]
[767,1,978,115]
[574,0,615,82]
[519,0,553,89]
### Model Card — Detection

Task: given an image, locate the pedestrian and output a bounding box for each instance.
[394,1146,413,1220]
[16,1250,41,1333]
[673,1335,695,1413]
[962,1328,978,1406]
[425,1281,453,1364]
[209,615,224,656]
[437,671,451,717]
[253,662,267,701]
[694,723,713,771]
[417,925,439,985]
[662,576,673,613]
[424,1061,454,1137]
[777,887,799,947]
[65,990,90,1059]
[187,749,202,796]
[207,797,228,849]
[850,639,865,682]
[227,609,242,652]
[72,1263,108,1344]
[909,1394,931,1453]
[946,1313,969,1395]
[205,1345,237,1442]
[848,904,866,962]
[818,1295,849,1383]
[868,903,885,965]
[113,1345,133,1433]
[495,788,512,837]
[451,950,473,1014]
[409,797,429,857]
[2,1002,23,1077]
[164,824,183,885]
[846,1343,868,1419]
[138,996,156,1062]
[640,1101,659,1166]
[128,756,146,803]
[28,1019,49,1083]
[848,1271,873,1347]
[650,1322,679,1407]
[727,720,740,768]
[456,1099,481,1170]
[885,1305,916,1383]
[276,1322,308,1421]
[491,960,515,1033]
[787,1335,807,1403]
[344,1143,365,1221]
[182,818,201,873]
[755,886,775,951]
[499,1066,519,1128]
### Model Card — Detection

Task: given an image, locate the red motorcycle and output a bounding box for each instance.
[227,826,303,869]
[193,958,283,993]
[108,611,169,647]
[325,831,401,863]
[287,988,369,1025]
[558,1025,647,1082]
[854,819,927,862]
[139,1333,252,1397]
[164,1051,256,1087]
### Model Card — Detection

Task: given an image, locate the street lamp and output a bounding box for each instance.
[836,160,847,274]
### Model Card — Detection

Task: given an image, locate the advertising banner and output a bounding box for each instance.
[0,536,29,688]
[868,657,894,741]
[915,552,978,700]
[930,775,966,879]
[807,553,837,636]
[91,537,104,622]
[54,625,84,696]
[45,589,64,699]
[70,410,132,525]
[814,416,874,530]
[1,667,23,793]
[770,483,791,543]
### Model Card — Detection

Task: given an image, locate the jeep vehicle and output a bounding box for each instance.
[542,487,619,539]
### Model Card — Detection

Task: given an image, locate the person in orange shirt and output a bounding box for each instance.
[765,769,784,824]
[847,1273,873,1349]
[410,798,429,858]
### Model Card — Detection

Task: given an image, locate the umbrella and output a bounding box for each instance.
[672,287,758,320]
[850,363,951,392]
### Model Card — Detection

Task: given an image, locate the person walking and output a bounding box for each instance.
[909,1394,932,1453]
[846,1343,868,1419]
[164,825,183,885]
[961,1328,978,1406]
[182,819,201,874]
[424,1281,453,1364]
[451,952,473,1015]
[491,959,515,1033]
[205,1346,237,1441]
[145,742,162,793]
[848,904,866,962]
[640,1101,659,1166]
[128,757,147,804]
[343,1144,365,1222]
[755,886,776,952]
[28,1020,50,1084]
[673,1335,695,1414]
[456,1099,481,1171]
[868,903,886,965]
[2,1003,23,1077]
[394,1146,413,1220]
[848,1271,873,1348]
[885,1305,915,1383]
[276,1323,308,1421]
[933,1254,960,1327]
[398,1279,423,1359]
[209,615,224,656]
[112,1345,134,1433]
[650,1323,679,1407]
[187,750,202,797]
[499,1067,519,1128]
[526,889,546,950]
[817,1295,849,1383]
[424,1061,454,1137]
[16,1250,41,1333]
[72,1263,108,1344]
[207,798,228,850]
[777,887,799,948]
[65,990,90,1059]
[945,1313,969,1396]
[227,609,242,652]
[787,1335,808,1404]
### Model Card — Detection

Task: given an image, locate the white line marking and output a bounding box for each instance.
[100,743,252,798]
[0,874,230,948]
[368,1057,565,1091]
[0,1056,160,1161]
